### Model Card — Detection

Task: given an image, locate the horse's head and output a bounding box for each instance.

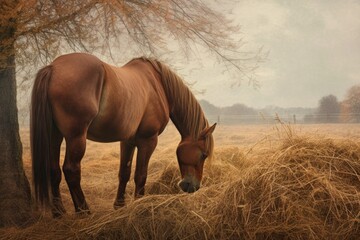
[176,123,216,193]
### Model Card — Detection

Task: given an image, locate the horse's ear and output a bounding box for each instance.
[199,123,217,140]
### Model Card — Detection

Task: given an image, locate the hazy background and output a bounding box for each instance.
[17,0,360,124]
[182,0,360,108]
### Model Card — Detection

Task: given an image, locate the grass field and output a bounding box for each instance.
[2,123,360,239]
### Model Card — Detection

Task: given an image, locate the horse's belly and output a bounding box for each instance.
[87,115,140,142]
[86,129,125,142]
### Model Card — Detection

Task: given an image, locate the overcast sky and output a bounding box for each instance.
[184,0,360,108]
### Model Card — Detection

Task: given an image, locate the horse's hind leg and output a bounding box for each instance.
[63,134,89,214]
[50,126,66,218]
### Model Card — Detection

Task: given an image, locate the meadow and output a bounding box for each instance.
[1,123,360,239]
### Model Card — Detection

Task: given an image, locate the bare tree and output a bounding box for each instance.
[0,0,262,226]
[342,85,360,123]
[317,94,340,123]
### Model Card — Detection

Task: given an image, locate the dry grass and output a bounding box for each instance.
[215,137,360,239]
[1,124,360,239]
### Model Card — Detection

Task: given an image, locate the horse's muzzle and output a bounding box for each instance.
[178,176,200,193]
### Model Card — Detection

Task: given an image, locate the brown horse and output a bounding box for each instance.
[31,53,215,217]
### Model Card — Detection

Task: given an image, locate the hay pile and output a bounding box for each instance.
[214,137,360,239]
[1,133,360,239]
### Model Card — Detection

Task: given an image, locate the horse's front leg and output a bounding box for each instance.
[134,135,158,198]
[114,141,135,209]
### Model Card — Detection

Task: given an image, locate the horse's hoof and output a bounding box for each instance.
[52,206,66,218]
[113,200,125,210]
[52,211,65,219]
[75,208,91,217]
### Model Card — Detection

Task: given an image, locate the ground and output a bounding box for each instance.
[20,123,360,213]
[2,123,359,239]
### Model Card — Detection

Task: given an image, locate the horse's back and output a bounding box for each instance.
[48,53,104,138]
[88,59,170,142]
[47,53,169,142]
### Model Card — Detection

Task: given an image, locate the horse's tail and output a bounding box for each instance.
[30,65,54,207]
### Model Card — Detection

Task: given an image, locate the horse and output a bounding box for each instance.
[31,53,216,217]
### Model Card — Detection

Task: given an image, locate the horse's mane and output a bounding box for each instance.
[138,57,214,159]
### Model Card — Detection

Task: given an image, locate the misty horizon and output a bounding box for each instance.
[15,1,360,116]
[180,0,360,109]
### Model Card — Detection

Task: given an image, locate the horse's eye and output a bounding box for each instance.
[201,152,208,160]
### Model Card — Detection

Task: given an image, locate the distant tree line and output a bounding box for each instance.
[199,100,314,124]
[200,84,360,124]
[304,84,360,123]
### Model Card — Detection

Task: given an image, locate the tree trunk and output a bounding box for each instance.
[0,18,32,227]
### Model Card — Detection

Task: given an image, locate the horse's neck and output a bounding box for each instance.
[170,112,191,138]
[142,58,207,139]
[170,107,206,140]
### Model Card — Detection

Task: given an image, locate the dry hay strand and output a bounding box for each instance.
[213,136,360,240]
[77,194,212,240]
[202,146,249,188]
[2,132,360,240]
[147,163,182,195]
